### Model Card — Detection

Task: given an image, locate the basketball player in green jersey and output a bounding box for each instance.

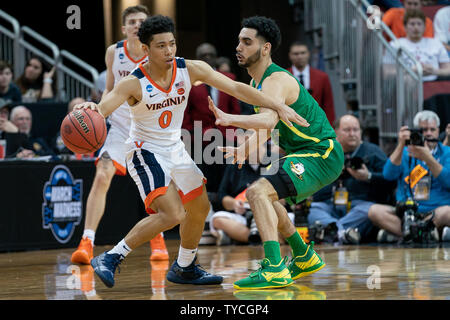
[209,16,344,290]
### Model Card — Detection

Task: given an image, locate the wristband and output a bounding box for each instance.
[44,78,53,84]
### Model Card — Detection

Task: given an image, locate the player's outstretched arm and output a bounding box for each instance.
[208,96,279,130]
[73,76,140,118]
[187,60,308,127]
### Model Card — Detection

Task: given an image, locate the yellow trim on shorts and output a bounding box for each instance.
[282,139,334,160]
[265,139,334,171]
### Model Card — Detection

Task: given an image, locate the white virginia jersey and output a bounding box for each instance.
[128,57,191,151]
[110,40,148,132]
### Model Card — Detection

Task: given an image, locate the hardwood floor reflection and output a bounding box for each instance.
[0,240,449,300]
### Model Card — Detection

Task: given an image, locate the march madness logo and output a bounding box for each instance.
[42,165,83,243]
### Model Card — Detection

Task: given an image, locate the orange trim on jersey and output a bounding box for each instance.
[144,186,169,214]
[94,157,127,176]
[178,178,207,204]
[139,59,177,94]
[123,40,147,64]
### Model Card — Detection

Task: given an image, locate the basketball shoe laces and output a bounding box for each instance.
[105,253,124,275]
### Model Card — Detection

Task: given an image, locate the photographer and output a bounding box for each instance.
[368,111,450,243]
[307,115,394,244]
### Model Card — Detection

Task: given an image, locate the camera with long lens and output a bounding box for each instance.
[405,128,424,146]
[396,198,436,243]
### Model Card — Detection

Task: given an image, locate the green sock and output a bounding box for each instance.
[263,241,282,265]
[286,231,308,257]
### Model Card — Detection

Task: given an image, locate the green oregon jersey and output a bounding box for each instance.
[252,63,336,154]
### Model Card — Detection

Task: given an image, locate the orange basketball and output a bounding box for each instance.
[60,109,107,154]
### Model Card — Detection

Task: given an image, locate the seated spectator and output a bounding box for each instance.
[287,41,335,125]
[9,105,55,158]
[369,111,450,243]
[0,61,22,103]
[307,115,394,244]
[384,9,450,81]
[441,123,450,146]
[382,0,434,39]
[433,6,450,54]
[216,56,232,73]
[53,97,86,155]
[0,99,19,138]
[16,56,55,103]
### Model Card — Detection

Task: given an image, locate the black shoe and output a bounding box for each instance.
[166,257,223,285]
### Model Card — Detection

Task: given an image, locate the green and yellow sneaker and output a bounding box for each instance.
[288,242,325,280]
[233,257,293,290]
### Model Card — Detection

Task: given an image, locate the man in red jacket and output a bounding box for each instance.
[182,43,241,193]
[287,42,335,125]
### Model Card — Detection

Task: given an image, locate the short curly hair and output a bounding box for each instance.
[241,16,281,54]
[138,15,175,45]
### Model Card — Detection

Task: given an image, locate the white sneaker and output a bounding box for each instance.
[215,230,231,246]
[442,226,450,242]
[377,229,399,243]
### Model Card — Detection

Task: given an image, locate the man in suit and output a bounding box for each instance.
[287,42,335,125]
[182,43,241,194]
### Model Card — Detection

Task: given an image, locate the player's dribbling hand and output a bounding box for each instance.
[73,102,100,112]
[278,104,309,128]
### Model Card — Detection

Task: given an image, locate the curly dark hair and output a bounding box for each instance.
[138,15,175,46]
[241,16,281,54]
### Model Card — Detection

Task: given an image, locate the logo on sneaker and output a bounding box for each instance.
[271,279,290,285]
[42,165,83,243]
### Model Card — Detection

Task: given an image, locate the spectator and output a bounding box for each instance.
[53,97,86,154]
[16,56,55,103]
[0,99,18,137]
[287,42,335,125]
[216,56,232,73]
[9,105,54,158]
[441,123,450,146]
[433,6,450,54]
[369,111,450,243]
[0,61,22,103]
[382,0,434,39]
[384,9,450,81]
[307,115,394,244]
[182,43,241,193]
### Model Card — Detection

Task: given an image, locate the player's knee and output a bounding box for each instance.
[162,207,185,228]
[246,179,276,203]
[93,166,115,189]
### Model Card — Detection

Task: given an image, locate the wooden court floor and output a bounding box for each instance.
[0,240,449,300]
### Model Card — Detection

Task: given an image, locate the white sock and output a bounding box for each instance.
[108,239,132,258]
[177,246,198,267]
[83,229,95,244]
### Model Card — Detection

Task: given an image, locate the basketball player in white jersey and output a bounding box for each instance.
[71,5,169,266]
[74,15,308,287]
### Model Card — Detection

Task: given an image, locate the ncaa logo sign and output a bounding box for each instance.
[146,84,153,92]
[119,53,125,60]
[42,165,83,243]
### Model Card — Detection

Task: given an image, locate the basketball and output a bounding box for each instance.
[60,108,107,154]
